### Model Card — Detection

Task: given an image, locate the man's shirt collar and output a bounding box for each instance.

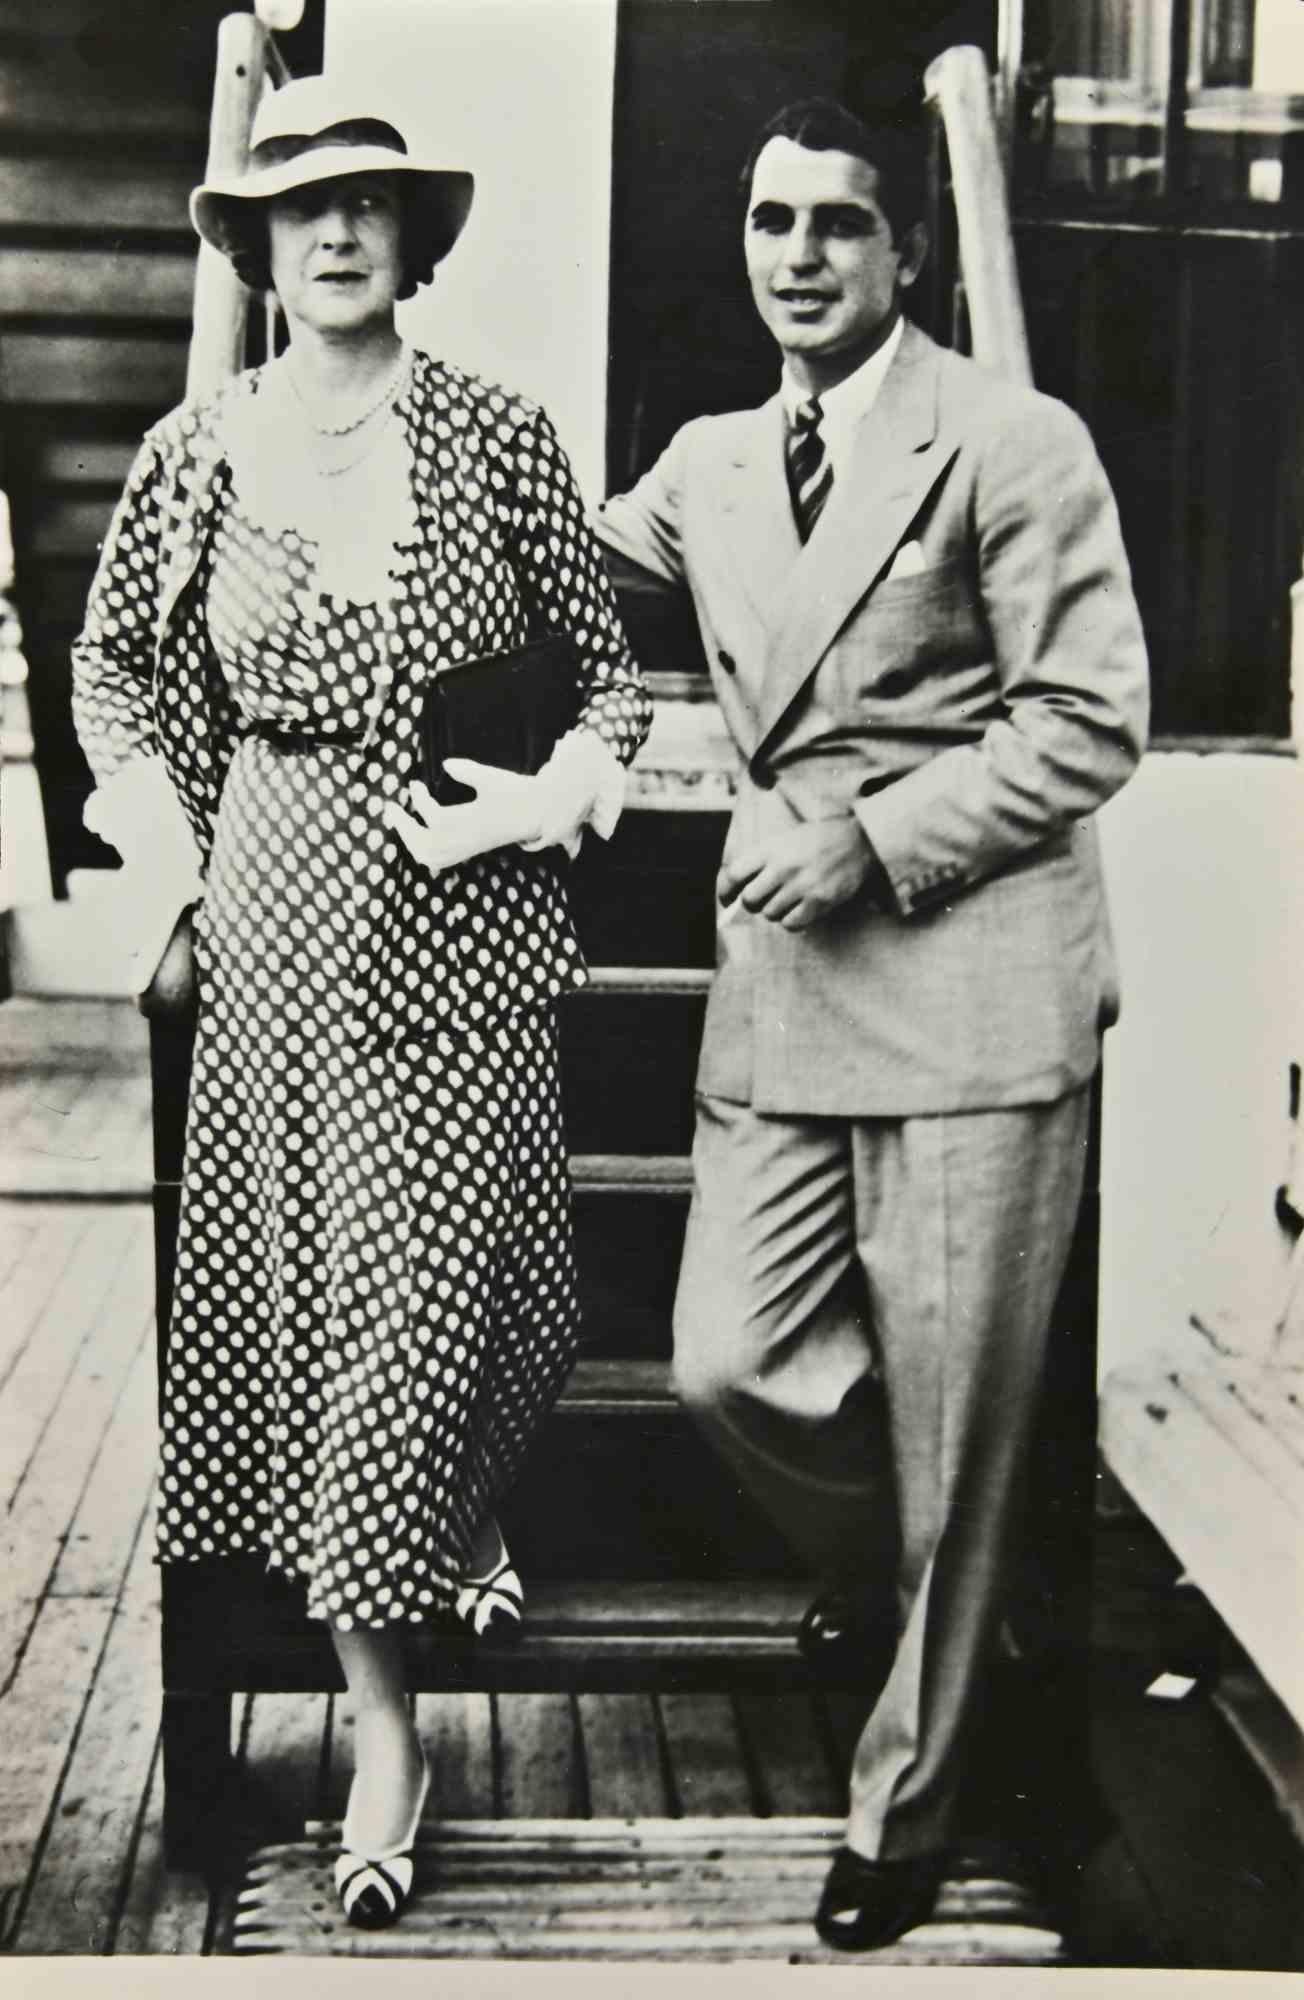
[780,314,905,481]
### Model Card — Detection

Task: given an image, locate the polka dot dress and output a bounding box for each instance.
[66,356,651,1632]
[157,487,584,1628]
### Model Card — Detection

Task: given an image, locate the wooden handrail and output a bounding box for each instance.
[186,12,271,401]
[925,45,1034,387]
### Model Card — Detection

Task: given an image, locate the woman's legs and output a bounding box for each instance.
[464,1512,507,1578]
[330,1626,426,1851]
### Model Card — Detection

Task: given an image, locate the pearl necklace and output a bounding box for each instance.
[284,345,410,438]
[312,408,401,480]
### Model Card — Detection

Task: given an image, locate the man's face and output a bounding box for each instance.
[744,137,920,390]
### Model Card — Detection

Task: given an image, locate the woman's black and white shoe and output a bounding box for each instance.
[334,1751,429,1930]
[453,1550,525,1639]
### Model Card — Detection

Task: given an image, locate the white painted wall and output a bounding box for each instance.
[1098,753,1304,1378]
[1253,0,1304,91]
[326,0,617,501]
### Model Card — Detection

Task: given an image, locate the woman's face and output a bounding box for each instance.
[267,172,404,338]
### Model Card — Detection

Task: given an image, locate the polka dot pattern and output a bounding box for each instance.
[71,354,651,1628]
[71,350,651,1042]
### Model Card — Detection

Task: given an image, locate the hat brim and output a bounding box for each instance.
[190,145,474,264]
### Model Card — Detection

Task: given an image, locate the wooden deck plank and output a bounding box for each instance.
[735,1692,843,1816]
[0,1060,152,1191]
[0,1205,94,1389]
[0,1208,40,1291]
[14,1058,121,1160]
[9,1207,150,1520]
[577,1694,669,1817]
[0,1213,152,1689]
[239,1693,332,1841]
[4,1061,93,1162]
[74,1066,153,1194]
[658,1695,753,1815]
[16,1509,161,1953]
[0,1595,114,1936]
[49,1334,157,1599]
[115,1752,214,1957]
[497,1694,585,1818]
[414,1692,496,1819]
[1088,1658,1304,1972]
[40,1053,150,1183]
[0,1205,138,1497]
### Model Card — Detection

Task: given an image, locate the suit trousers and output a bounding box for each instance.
[672,1083,1092,1861]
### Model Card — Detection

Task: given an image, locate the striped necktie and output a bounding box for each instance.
[787,395,833,542]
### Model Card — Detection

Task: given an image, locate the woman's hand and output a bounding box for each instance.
[385,765,545,874]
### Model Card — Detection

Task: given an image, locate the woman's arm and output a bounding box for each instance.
[71,436,168,782]
[71,432,203,995]
[506,409,653,783]
[389,405,654,878]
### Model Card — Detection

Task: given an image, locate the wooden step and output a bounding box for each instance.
[503,1358,798,1582]
[0,246,195,325]
[26,494,116,562]
[572,1153,693,1193]
[569,811,726,968]
[162,1573,816,1694]
[2,332,189,408]
[583,966,711,995]
[0,156,194,236]
[557,1356,673,1413]
[232,1818,1066,1964]
[562,980,706,1156]
[0,38,207,143]
[25,434,141,489]
[573,1157,692,1356]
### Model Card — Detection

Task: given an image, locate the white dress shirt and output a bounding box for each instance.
[780,313,905,485]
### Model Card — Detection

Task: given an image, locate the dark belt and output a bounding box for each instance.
[244,721,367,753]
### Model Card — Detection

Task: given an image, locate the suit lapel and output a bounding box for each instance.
[753,325,951,754]
[709,396,801,628]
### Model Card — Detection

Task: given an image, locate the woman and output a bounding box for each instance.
[72,74,650,1928]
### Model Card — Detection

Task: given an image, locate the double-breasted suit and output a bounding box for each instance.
[596,320,1148,1859]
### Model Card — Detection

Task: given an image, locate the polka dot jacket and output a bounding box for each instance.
[71,351,652,1043]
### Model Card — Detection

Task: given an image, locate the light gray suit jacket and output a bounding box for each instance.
[596,323,1149,1116]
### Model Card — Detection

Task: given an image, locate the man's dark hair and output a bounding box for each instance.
[740,96,927,246]
[217,179,451,300]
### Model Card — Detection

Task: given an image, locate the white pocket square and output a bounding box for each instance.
[885,540,927,580]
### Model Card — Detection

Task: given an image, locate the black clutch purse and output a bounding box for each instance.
[419,635,581,806]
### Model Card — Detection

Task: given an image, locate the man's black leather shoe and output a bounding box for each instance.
[814,1846,946,1952]
[796,1590,896,1688]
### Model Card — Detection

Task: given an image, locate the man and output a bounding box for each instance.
[594,97,1147,1949]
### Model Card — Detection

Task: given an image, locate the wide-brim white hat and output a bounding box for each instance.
[190,74,473,265]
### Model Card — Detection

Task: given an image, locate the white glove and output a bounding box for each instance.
[385,766,546,875]
[386,732,627,875]
[519,728,627,856]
